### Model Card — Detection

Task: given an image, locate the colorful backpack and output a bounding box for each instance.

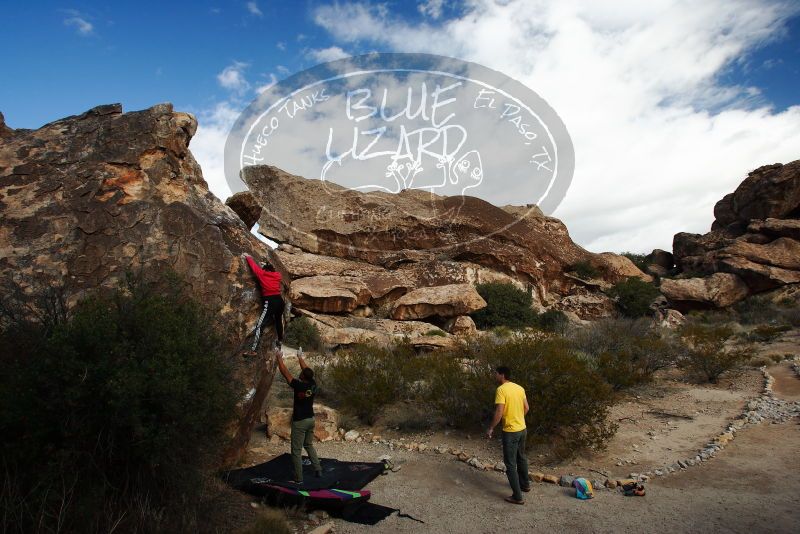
[572,477,594,499]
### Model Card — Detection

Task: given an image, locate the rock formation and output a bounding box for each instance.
[667,159,800,309]
[240,165,649,324]
[0,104,279,466]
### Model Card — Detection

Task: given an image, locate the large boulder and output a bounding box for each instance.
[289,275,371,313]
[242,165,630,310]
[445,315,478,336]
[746,218,800,241]
[648,249,674,270]
[669,158,800,303]
[711,161,800,231]
[225,190,263,229]
[389,283,487,320]
[297,310,454,349]
[660,273,750,310]
[0,103,278,466]
[592,252,653,283]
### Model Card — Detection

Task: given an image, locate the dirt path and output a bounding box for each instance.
[770,362,800,401]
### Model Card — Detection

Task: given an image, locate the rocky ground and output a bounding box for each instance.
[240,338,800,534]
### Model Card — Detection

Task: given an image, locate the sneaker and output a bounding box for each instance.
[521,486,531,493]
[504,496,524,505]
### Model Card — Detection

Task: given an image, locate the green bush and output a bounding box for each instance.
[743,324,791,342]
[284,316,322,351]
[320,342,424,424]
[320,335,618,458]
[472,282,538,329]
[733,294,800,327]
[608,278,660,317]
[571,318,684,390]
[568,260,601,280]
[428,336,617,458]
[535,309,568,333]
[0,275,237,533]
[680,323,752,383]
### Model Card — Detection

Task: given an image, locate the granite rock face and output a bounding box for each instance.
[669,159,800,306]
[225,190,263,229]
[0,103,279,466]
[242,164,649,319]
[660,273,750,311]
[389,284,487,321]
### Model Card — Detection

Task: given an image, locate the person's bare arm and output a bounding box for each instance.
[486,403,505,438]
[276,351,293,383]
[297,352,308,370]
[523,397,530,416]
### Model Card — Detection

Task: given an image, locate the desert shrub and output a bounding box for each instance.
[608,278,660,317]
[490,325,514,338]
[428,336,617,457]
[321,342,424,424]
[571,318,684,389]
[743,324,791,343]
[0,274,237,533]
[687,308,738,325]
[621,252,649,272]
[733,293,800,327]
[748,353,787,367]
[568,260,601,280]
[238,509,291,534]
[284,316,322,351]
[534,309,568,333]
[680,323,752,383]
[472,282,538,329]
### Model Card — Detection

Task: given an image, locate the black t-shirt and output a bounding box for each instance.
[290,378,316,421]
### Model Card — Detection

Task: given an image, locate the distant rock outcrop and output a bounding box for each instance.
[0,104,278,466]
[668,159,800,308]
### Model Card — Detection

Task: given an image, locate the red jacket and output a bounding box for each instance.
[246,256,282,296]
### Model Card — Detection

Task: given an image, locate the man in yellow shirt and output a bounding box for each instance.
[486,366,530,504]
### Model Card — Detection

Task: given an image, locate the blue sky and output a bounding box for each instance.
[2,1,800,253]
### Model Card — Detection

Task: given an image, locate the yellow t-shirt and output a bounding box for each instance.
[495,381,527,432]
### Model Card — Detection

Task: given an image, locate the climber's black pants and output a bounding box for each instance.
[251,295,285,351]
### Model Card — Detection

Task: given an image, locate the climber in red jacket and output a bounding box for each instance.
[242,253,286,356]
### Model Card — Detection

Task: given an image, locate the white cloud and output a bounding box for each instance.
[63,12,93,36]
[246,1,263,17]
[307,0,800,253]
[418,0,445,19]
[306,46,350,63]
[217,61,251,94]
[276,41,286,51]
